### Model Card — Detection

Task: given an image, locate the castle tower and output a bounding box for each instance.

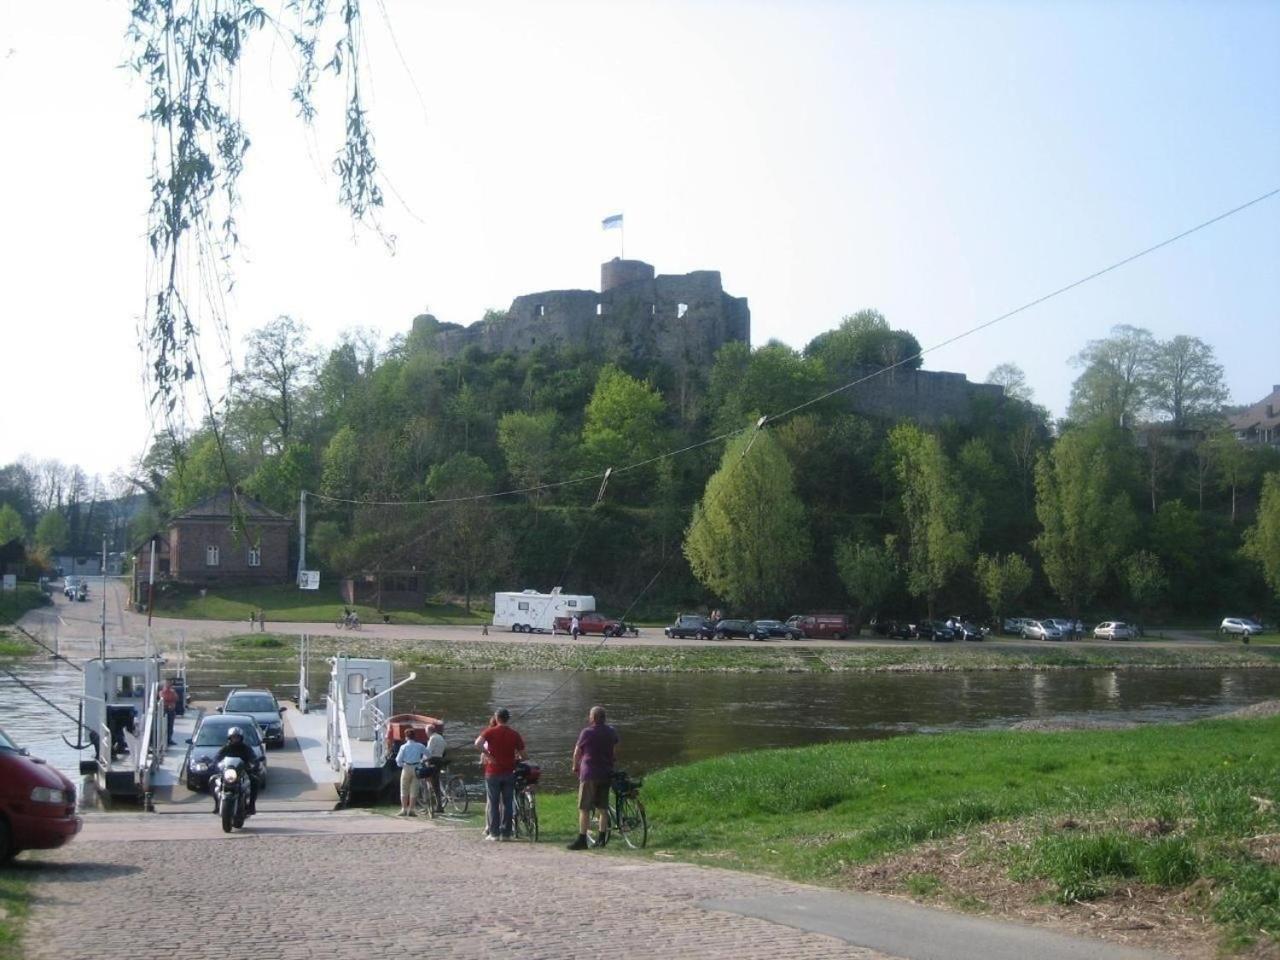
[601,257,655,292]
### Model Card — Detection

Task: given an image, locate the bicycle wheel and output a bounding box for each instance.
[413,777,433,817]
[522,791,539,842]
[616,795,647,849]
[443,775,469,814]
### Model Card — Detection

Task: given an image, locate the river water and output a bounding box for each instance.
[4,657,1279,794]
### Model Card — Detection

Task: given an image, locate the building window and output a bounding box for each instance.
[537,304,546,317]
[677,302,688,319]
[247,545,261,568]
[205,545,220,567]
[595,302,603,316]
[650,303,656,316]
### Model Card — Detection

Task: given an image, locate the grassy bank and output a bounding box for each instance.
[532,714,1280,952]
[0,585,49,657]
[192,632,1280,674]
[0,871,31,960]
[151,583,489,625]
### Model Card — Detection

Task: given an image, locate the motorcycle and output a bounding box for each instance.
[210,757,256,832]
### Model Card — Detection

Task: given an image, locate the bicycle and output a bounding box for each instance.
[512,761,540,842]
[587,770,647,849]
[414,759,469,818]
[335,611,362,630]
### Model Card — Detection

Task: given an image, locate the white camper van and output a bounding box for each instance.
[493,588,595,633]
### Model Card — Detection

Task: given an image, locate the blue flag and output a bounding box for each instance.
[602,214,623,230]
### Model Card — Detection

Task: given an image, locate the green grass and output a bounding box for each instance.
[190,632,1280,674]
[527,716,1280,949]
[0,585,50,626]
[151,582,490,625]
[0,870,31,960]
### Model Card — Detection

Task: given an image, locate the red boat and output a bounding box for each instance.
[384,713,443,753]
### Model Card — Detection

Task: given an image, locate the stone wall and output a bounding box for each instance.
[839,367,1005,426]
[418,259,750,369]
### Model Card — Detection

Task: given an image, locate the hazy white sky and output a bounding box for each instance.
[1,0,1277,479]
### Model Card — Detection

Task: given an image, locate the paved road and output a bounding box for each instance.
[18,579,1239,661]
[16,813,1170,960]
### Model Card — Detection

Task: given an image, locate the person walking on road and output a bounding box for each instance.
[570,614,581,640]
[568,705,619,850]
[159,679,179,746]
[474,708,526,840]
[395,734,431,816]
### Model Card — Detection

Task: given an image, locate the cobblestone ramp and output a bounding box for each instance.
[21,816,895,960]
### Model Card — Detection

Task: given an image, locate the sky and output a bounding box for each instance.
[1,0,1277,480]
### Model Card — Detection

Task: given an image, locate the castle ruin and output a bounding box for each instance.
[412,258,750,368]
[410,257,1003,426]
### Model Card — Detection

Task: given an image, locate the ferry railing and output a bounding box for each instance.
[358,672,416,767]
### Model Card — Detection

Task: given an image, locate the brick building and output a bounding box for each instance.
[164,490,291,585]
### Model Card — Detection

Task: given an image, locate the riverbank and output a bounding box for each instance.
[190,632,1280,674]
[0,870,30,960]
[532,709,1280,957]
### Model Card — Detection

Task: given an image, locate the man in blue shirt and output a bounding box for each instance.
[395,735,431,816]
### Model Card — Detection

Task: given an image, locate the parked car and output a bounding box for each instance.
[915,620,956,642]
[219,689,286,748]
[1093,621,1134,641]
[552,611,622,636]
[882,620,915,639]
[665,614,709,639]
[1002,616,1032,636]
[708,619,758,640]
[0,725,80,862]
[784,614,850,639]
[1046,618,1077,637]
[1022,620,1064,641]
[751,619,803,640]
[1220,617,1264,637]
[184,714,267,792]
[947,618,985,642]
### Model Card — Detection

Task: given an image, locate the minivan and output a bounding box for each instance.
[785,614,850,640]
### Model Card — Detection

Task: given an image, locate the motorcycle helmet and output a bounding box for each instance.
[227,726,244,741]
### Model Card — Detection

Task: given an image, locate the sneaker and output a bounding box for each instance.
[597,831,610,848]
[407,809,418,817]
[567,835,589,850]
[483,834,499,842]
[397,810,409,817]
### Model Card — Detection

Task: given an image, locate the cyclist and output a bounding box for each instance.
[421,723,448,813]
[567,705,618,850]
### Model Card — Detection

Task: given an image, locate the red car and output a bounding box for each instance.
[553,611,623,636]
[0,725,81,862]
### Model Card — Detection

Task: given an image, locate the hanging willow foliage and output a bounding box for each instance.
[127,0,388,417]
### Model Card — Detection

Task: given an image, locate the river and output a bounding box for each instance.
[3,657,1279,795]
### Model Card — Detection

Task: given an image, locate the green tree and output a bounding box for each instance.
[34,511,69,553]
[804,309,923,377]
[1150,500,1199,585]
[427,454,499,612]
[581,366,665,475]
[498,411,558,500]
[167,434,241,512]
[1213,431,1252,524]
[684,431,809,615]
[234,315,318,452]
[1147,335,1228,428]
[1067,324,1155,427]
[1033,427,1136,615]
[1243,472,1280,600]
[974,552,1033,626]
[984,363,1033,403]
[889,424,976,619]
[1122,550,1168,628]
[835,537,897,633]
[0,504,25,545]
[321,426,361,501]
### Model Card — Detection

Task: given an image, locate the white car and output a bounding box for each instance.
[1093,621,1134,640]
[1022,620,1063,641]
[1220,617,1263,637]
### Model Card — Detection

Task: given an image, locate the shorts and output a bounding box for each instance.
[577,778,610,811]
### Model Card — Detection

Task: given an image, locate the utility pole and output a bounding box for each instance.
[99,535,107,662]
[297,489,307,587]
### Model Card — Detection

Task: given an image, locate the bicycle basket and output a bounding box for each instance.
[515,763,541,784]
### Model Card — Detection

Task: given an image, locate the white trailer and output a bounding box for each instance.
[492,588,595,633]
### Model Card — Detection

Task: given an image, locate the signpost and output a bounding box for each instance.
[298,570,320,590]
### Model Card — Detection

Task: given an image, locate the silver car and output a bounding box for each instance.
[218,689,286,748]
[1021,620,1063,641]
[1093,621,1134,640]
[1220,617,1263,637]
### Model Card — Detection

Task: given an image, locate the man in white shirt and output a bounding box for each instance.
[395,735,431,816]
[423,723,448,813]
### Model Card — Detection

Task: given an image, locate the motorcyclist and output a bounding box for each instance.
[215,727,259,815]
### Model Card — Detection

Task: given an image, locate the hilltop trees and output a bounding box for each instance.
[974,553,1034,626]
[0,505,25,545]
[889,424,976,620]
[684,431,808,615]
[34,511,69,553]
[1034,427,1136,615]
[1244,473,1280,600]
[835,537,898,631]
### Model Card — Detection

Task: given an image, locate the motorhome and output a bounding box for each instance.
[492,588,595,633]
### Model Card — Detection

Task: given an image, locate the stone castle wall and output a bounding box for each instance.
[413,259,1002,425]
